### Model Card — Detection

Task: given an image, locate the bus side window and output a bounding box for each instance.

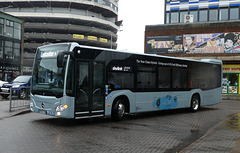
[172,68,187,89]
[107,72,134,90]
[158,67,171,89]
[137,67,156,89]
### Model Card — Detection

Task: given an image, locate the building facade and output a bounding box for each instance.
[0,11,23,82]
[145,21,240,95]
[145,0,240,96]
[165,0,240,24]
[0,0,119,75]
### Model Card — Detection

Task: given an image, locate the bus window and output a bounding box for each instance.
[189,63,221,90]
[158,67,171,89]
[172,68,188,89]
[66,59,74,96]
[208,65,222,89]
[137,67,156,89]
[107,72,134,89]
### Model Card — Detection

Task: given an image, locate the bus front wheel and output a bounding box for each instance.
[190,95,200,112]
[112,99,125,121]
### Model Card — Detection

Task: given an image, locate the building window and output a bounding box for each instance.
[14,22,21,40]
[166,12,170,24]
[171,12,179,23]
[13,43,20,60]
[5,41,13,59]
[5,20,13,38]
[209,9,218,21]
[180,11,188,23]
[0,18,3,36]
[190,10,198,22]
[230,7,239,20]
[0,41,3,59]
[220,8,228,21]
[199,10,208,22]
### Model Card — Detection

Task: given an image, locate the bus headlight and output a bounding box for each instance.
[56,104,68,116]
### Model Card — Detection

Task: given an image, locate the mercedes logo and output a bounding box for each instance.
[41,103,45,108]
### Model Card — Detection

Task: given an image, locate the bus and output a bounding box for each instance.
[30,42,222,121]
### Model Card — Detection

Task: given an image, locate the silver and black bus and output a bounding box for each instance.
[30,42,222,121]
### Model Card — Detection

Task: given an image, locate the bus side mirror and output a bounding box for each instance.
[57,51,74,67]
[57,52,65,67]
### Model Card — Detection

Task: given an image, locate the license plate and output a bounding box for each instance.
[39,110,47,115]
[38,110,54,116]
[2,88,9,92]
[47,111,55,116]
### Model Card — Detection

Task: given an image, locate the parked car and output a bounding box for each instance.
[0,80,8,93]
[0,75,31,99]
[0,80,8,87]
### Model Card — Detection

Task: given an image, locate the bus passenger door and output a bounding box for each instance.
[75,61,105,119]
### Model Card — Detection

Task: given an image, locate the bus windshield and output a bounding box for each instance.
[31,44,70,98]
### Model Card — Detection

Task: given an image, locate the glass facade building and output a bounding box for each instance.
[0,0,119,75]
[165,0,240,24]
[0,12,23,81]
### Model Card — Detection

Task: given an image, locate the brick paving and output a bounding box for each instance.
[0,100,239,153]
[181,113,240,153]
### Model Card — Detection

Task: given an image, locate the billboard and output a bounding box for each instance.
[146,32,240,54]
[146,35,183,54]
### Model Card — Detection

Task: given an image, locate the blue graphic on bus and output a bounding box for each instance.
[153,95,178,110]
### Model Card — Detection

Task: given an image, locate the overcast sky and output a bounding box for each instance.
[117,0,165,53]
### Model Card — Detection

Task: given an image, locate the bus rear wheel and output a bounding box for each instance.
[190,95,200,112]
[112,99,125,121]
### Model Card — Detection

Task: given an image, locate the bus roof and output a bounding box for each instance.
[39,42,222,65]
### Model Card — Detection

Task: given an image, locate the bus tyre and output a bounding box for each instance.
[190,95,200,112]
[112,100,125,121]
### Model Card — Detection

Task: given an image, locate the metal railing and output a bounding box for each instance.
[9,87,30,112]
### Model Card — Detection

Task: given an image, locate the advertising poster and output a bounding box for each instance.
[222,86,227,94]
[224,33,240,53]
[228,86,238,94]
[146,32,240,54]
[183,33,225,53]
[146,35,183,54]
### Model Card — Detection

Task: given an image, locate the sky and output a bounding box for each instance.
[117,0,165,53]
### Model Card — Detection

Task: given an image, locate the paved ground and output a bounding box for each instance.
[0,99,30,119]
[0,99,240,153]
[181,113,240,153]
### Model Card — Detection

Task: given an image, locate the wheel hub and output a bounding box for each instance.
[118,103,125,117]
